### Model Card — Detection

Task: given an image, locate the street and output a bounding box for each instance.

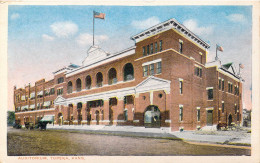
[7,127,250,156]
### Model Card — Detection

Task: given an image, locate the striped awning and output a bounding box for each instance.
[21,105,28,110]
[43,101,51,107]
[39,115,54,123]
[30,104,35,109]
[30,92,35,98]
[37,91,43,96]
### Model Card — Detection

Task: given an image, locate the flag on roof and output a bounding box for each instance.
[216,44,224,52]
[94,11,105,19]
[222,62,233,70]
[239,63,244,69]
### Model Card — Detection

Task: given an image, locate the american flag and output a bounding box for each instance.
[216,44,224,52]
[94,11,105,19]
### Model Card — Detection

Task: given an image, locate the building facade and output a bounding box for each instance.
[14,18,243,131]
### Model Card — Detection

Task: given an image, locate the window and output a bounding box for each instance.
[147,45,150,55]
[149,64,154,75]
[124,95,134,105]
[155,42,158,53]
[150,43,153,54]
[219,78,221,90]
[235,104,237,114]
[194,66,202,77]
[96,72,103,87]
[179,40,183,54]
[123,63,134,81]
[49,88,55,95]
[197,108,200,121]
[85,75,92,89]
[108,68,117,85]
[143,65,148,77]
[207,88,213,100]
[231,83,233,93]
[179,79,183,94]
[237,113,240,121]
[159,40,162,52]
[222,80,224,91]
[124,109,128,121]
[156,62,162,74]
[57,77,64,84]
[57,88,63,95]
[67,81,73,94]
[179,105,183,121]
[222,102,225,113]
[142,46,146,56]
[76,78,82,92]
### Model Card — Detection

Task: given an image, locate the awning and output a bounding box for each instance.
[30,104,35,109]
[21,95,25,100]
[39,115,54,123]
[43,101,51,107]
[37,91,43,96]
[37,103,41,107]
[21,105,28,110]
[30,92,35,98]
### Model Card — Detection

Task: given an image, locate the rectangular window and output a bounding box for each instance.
[155,42,158,53]
[222,80,224,91]
[222,102,225,113]
[143,65,148,77]
[194,66,202,77]
[179,105,183,121]
[124,110,128,121]
[228,83,231,93]
[219,79,221,90]
[147,45,150,55]
[159,40,162,52]
[57,77,64,84]
[156,62,162,74]
[179,80,183,94]
[142,46,146,56]
[179,40,183,54]
[207,88,213,100]
[235,104,237,114]
[197,108,200,121]
[231,84,233,93]
[149,64,154,75]
[57,88,63,96]
[49,88,55,95]
[150,43,153,54]
[237,113,240,121]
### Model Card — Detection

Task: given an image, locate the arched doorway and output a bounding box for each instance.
[58,112,63,126]
[144,105,161,128]
[95,110,100,125]
[77,103,82,125]
[228,114,233,126]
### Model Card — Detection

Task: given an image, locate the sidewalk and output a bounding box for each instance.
[47,124,251,147]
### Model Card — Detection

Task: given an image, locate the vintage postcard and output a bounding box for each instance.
[0,1,259,163]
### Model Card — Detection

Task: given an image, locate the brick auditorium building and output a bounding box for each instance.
[13,18,243,131]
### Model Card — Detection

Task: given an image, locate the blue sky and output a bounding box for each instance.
[8,5,252,110]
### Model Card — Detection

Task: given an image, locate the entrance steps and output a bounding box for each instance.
[201,125,217,131]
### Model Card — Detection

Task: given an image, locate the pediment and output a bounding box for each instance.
[54,96,66,105]
[82,45,109,66]
[135,76,171,93]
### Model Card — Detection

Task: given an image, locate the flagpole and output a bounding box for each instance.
[215,44,218,60]
[93,11,95,46]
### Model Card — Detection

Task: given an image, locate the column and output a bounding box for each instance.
[102,98,109,125]
[73,104,78,124]
[116,96,125,124]
[81,103,87,124]
[133,94,140,125]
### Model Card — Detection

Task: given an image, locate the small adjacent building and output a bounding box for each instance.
[14,18,243,131]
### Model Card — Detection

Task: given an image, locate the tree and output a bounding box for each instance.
[7,111,15,126]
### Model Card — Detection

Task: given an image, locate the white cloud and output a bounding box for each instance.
[226,14,246,23]
[131,16,160,30]
[42,34,54,41]
[50,21,78,38]
[183,19,213,36]
[11,13,20,20]
[76,33,109,47]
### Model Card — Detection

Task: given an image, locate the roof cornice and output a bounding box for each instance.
[131,18,210,49]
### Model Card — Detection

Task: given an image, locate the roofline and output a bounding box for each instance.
[131,18,210,49]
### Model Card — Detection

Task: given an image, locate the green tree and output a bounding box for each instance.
[7,111,15,126]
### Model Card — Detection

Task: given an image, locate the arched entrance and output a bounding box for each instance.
[58,112,63,126]
[144,105,161,128]
[95,110,100,125]
[228,114,233,126]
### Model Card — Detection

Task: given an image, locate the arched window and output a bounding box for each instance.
[76,78,82,92]
[85,75,92,90]
[108,68,117,85]
[67,81,73,94]
[96,72,103,87]
[123,63,134,81]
